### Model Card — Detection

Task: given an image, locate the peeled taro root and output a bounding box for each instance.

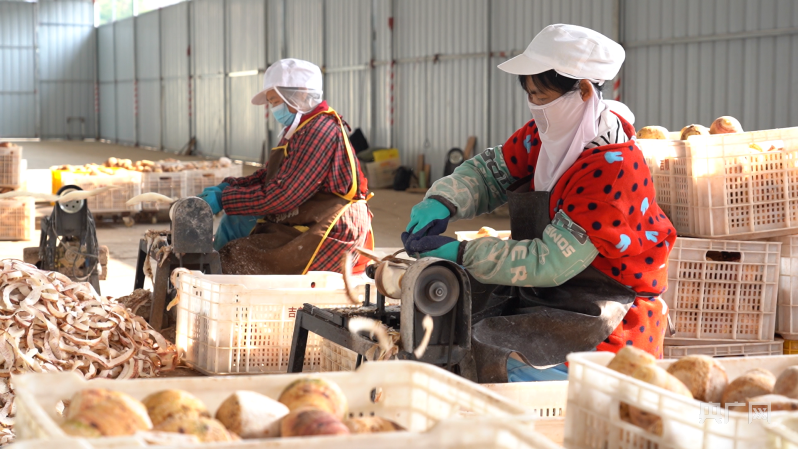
[61,419,104,438]
[281,407,350,437]
[278,378,348,420]
[625,364,693,436]
[344,417,405,434]
[680,124,710,140]
[154,416,237,442]
[636,126,669,140]
[215,390,289,439]
[709,116,743,135]
[607,346,657,376]
[666,355,728,403]
[142,390,210,427]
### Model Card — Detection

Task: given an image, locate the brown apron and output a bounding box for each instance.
[220,108,365,275]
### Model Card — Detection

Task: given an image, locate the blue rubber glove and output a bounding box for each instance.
[217,182,230,191]
[420,240,460,262]
[198,186,223,214]
[402,230,459,262]
[406,198,451,234]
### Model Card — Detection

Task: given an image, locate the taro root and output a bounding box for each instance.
[280,407,349,438]
[278,378,348,420]
[154,416,236,442]
[636,126,669,140]
[344,416,405,434]
[215,390,289,439]
[680,124,710,140]
[142,390,210,427]
[666,355,728,403]
[709,116,743,135]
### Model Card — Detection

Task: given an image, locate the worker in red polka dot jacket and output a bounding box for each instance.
[401,24,676,383]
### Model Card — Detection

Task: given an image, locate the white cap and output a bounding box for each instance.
[498,24,624,82]
[251,58,323,106]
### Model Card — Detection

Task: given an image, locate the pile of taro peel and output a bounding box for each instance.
[0,259,178,444]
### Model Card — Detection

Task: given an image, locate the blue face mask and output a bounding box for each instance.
[272,103,297,127]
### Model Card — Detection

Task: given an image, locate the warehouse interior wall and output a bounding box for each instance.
[2,0,798,182]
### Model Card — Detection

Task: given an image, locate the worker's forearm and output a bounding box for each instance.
[425,146,515,221]
[459,211,599,287]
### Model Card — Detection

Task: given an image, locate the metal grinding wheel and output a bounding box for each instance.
[57,186,85,214]
[412,265,459,317]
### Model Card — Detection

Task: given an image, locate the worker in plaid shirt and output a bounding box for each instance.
[198,59,373,275]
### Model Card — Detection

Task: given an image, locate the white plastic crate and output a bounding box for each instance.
[139,171,187,211]
[226,163,243,178]
[455,230,512,241]
[13,362,552,448]
[0,145,23,188]
[480,382,568,419]
[766,414,798,449]
[663,339,784,358]
[59,170,142,214]
[175,271,368,375]
[565,351,798,449]
[321,339,360,372]
[5,417,562,449]
[640,127,798,240]
[768,235,798,339]
[318,342,568,419]
[0,198,35,241]
[185,167,229,197]
[664,237,780,341]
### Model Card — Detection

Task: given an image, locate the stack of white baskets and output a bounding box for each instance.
[570,126,798,449]
[0,143,33,242]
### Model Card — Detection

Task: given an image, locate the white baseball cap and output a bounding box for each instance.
[498,24,624,82]
[251,58,323,106]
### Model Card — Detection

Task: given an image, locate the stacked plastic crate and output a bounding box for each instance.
[0,143,34,242]
[641,127,798,357]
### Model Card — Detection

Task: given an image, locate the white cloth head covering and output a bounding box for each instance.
[498,24,626,192]
[251,59,324,140]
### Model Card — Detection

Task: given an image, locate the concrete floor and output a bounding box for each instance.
[1,140,509,299]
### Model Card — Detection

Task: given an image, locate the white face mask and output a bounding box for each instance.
[527,86,604,192]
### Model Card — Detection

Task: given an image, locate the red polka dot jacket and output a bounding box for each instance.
[427,113,676,358]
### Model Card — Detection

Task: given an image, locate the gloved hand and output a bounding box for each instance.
[420,240,460,261]
[217,182,230,191]
[406,198,451,234]
[402,232,459,262]
[198,186,223,214]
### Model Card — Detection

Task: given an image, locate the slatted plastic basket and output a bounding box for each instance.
[0,145,23,188]
[664,237,780,341]
[768,235,798,339]
[175,271,368,375]
[3,417,562,449]
[0,198,35,241]
[185,167,229,197]
[641,127,798,240]
[321,339,360,372]
[565,351,798,449]
[766,413,798,449]
[13,362,557,448]
[58,170,142,214]
[139,171,186,211]
[663,339,783,358]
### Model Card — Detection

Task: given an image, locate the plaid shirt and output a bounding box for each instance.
[221,102,372,272]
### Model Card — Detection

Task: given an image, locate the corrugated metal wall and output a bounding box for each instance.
[0,1,37,137]
[114,17,136,144]
[160,2,190,152]
[226,0,267,161]
[391,0,489,178]
[38,0,96,140]
[622,0,798,132]
[135,11,160,148]
[192,0,225,157]
[98,23,116,141]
